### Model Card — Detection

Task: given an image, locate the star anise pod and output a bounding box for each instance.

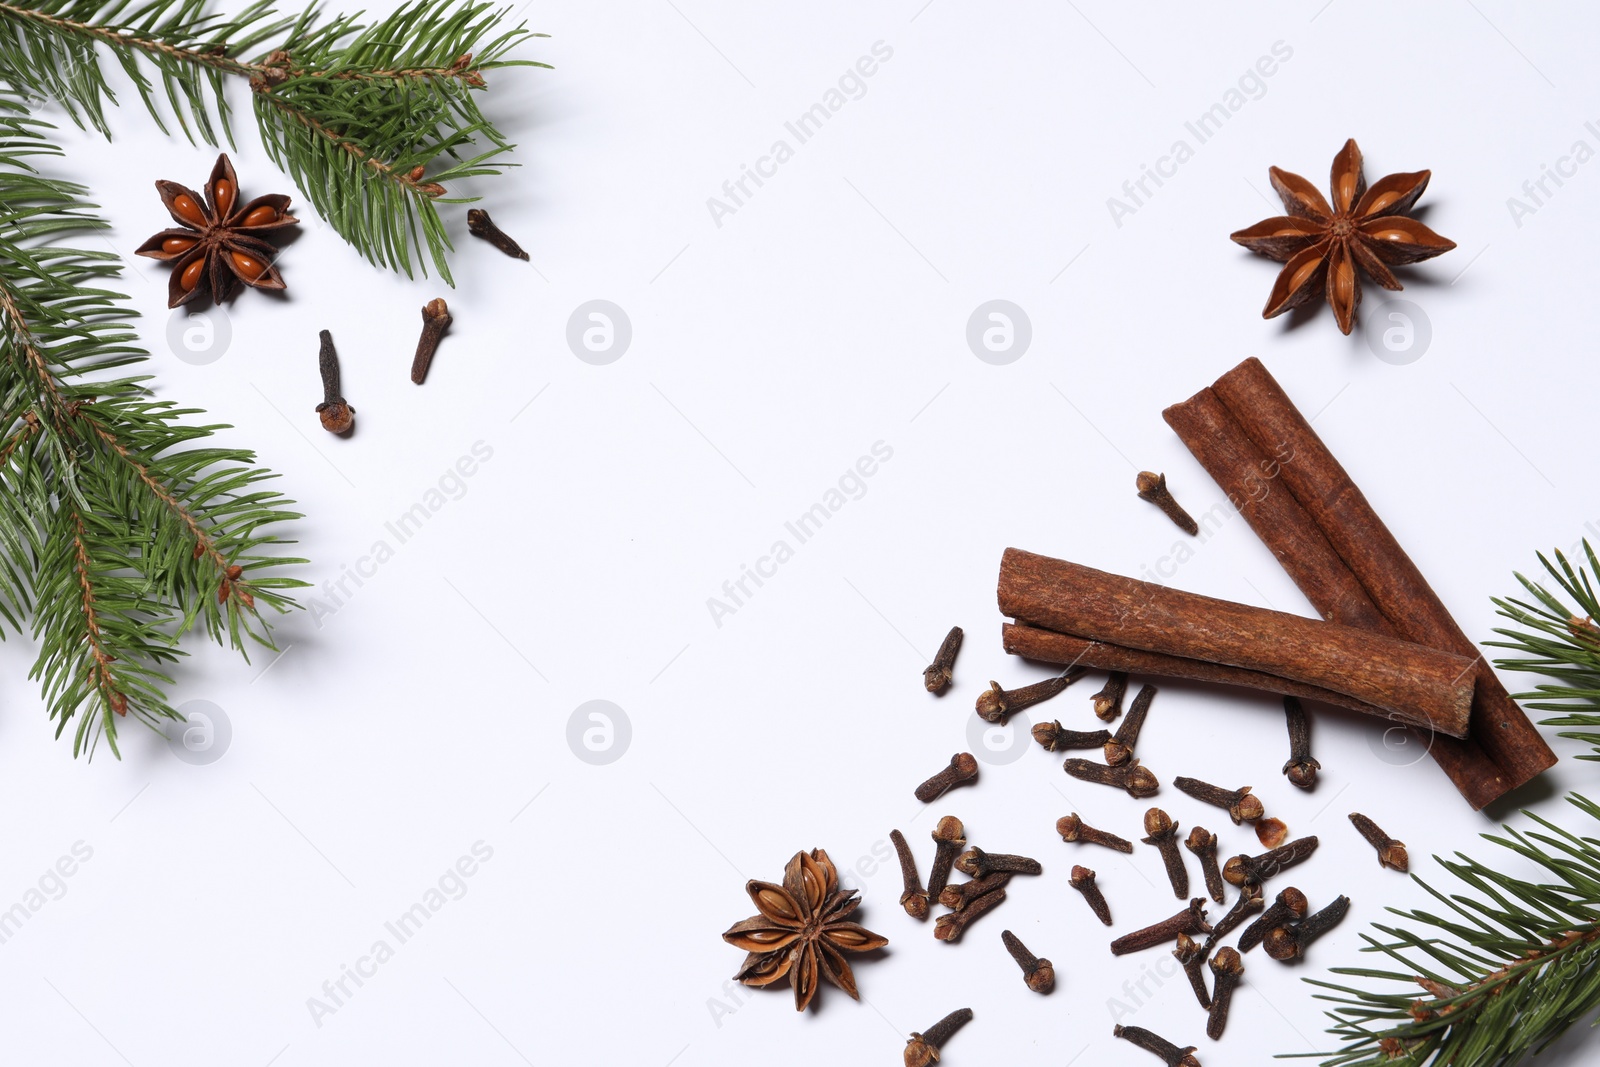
[722,848,888,1012]
[1231,139,1456,334]
[136,153,298,309]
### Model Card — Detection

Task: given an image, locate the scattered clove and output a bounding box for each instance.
[1348,813,1408,872]
[1185,827,1225,903]
[915,753,979,803]
[976,668,1085,724]
[905,1007,973,1067]
[466,207,530,260]
[1137,471,1199,536]
[410,297,452,384]
[938,871,1011,911]
[1142,808,1189,899]
[955,847,1041,878]
[1031,720,1113,752]
[1206,947,1244,1039]
[314,330,354,434]
[1056,813,1133,853]
[1255,818,1289,849]
[1092,670,1130,721]
[1064,757,1159,798]
[934,885,1006,942]
[1113,1024,1202,1067]
[1264,895,1350,961]
[1173,777,1264,825]
[927,816,965,901]
[1001,930,1055,994]
[1224,837,1319,888]
[1070,865,1112,926]
[1203,883,1263,954]
[923,626,964,693]
[890,829,929,920]
[1173,933,1211,1009]
[1105,684,1157,765]
[1282,696,1320,789]
[1110,898,1211,956]
[1238,887,1308,953]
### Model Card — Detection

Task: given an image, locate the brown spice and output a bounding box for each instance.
[314,330,354,435]
[1110,898,1211,956]
[410,298,453,384]
[997,549,1474,737]
[1142,808,1189,899]
[1001,930,1055,994]
[1105,684,1158,765]
[934,885,1006,942]
[1063,757,1159,798]
[923,626,963,693]
[905,1008,973,1067]
[938,871,1011,911]
[1185,827,1225,904]
[1137,471,1199,535]
[1070,865,1112,926]
[976,669,1084,724]
[1003,623,1392,720]
[1264,895,1350,961]
[1056,813,1134,853]
[1174,933,1211,1009]
[915,753,978,803]
[1092,670,1129,721]
[1282,696,1320,789]
[466,207,530,260]
[1113,1025,1202,1067]
[1348,813,1408,872]
[927,816,964,901]
[1168,357,1556,808]
[1225,837,1319,888]
[1173,777,1264,825]
[889,829,928,920]
[1206,947,1244,1039]
[1031,720,1112,752]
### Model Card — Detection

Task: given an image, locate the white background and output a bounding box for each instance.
[2,1,1599,1064]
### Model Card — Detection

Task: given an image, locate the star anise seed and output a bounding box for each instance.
[721,848,888,1012]
[1231,138,1455,335]
[136,153,298,309]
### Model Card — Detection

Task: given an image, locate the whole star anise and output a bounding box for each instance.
[1231,139,1455,334]
[136,153,298,309]
[721,848,888,1012]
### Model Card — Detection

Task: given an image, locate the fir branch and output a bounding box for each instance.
[0,0,547,283]
[1298,794,1600,1066]
[1488,541,1600,759]
[0,95,304,756]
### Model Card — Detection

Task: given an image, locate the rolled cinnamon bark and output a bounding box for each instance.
[997,548,1473,737]
[1001,622,1392,718]
[1209,358,1555,792]
[1163,383,1515,809]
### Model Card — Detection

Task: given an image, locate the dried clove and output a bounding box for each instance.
[1255,818,1289,849]
[927,816,965,901]
[1105,684,1158,765]
[1001,930,1055,994]
[314,330,354,434]
[1185,827,1225,903]
[923,626,964,693]
[1173,933,1211,1009]
[938,871,1011,911]
[1224,837,1319,888]
[890,829,929,920]
[976,668,1085,724]
[1110,898,1211,956]
[1142,808,1189,899]
[1070,865,1112,926]
[1056,813,1134,853]
[915,753,978,803]
[410,297,452,384]
[934,885,1006,942]
[1282,696,1320,789]
[1031,721,1113,752]
[1137,471,1199,536]
[1064,757,1159,798]
[1092,670,1130,721]
[1113,1024,1202,1067]
[1173,777,1265,825]
[1264,895,1350,961]
[1348,813,1408,872]
[466,207,529,260]
[1203,883,1263,954]
[955,847,1041,878]
[905,1007,973,1067]
[1238,887,1308,953]
[1206,947,1244,1039]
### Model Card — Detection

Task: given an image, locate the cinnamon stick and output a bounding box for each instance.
[1163,384,1513,809]
[997,548,1474,737]
[1001,622,1391,719]
[1210,358,1555,796]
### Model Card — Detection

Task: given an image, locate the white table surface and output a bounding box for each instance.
[3,1,1599,1064]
